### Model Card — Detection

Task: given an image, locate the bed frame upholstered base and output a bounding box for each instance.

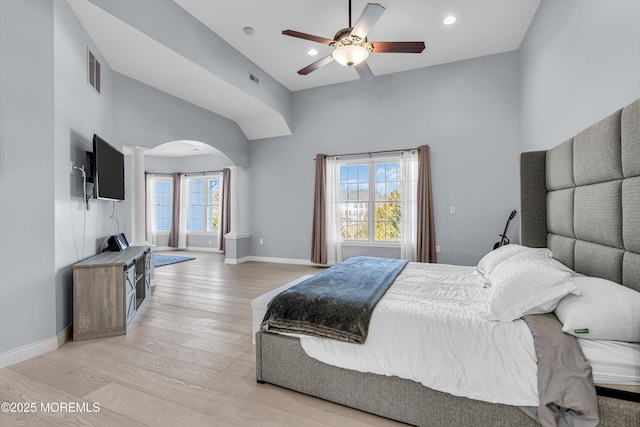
[256,331,640,426]
[257,331,538,427]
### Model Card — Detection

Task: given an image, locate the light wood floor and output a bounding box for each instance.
[0,251,405,426]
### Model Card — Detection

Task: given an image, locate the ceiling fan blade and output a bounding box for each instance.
[355,61,374,82]
[282,30,334,45]
[351,3,386,39]
[297,55,334,75]
[371,41,426,53]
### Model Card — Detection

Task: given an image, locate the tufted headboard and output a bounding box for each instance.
[520,99,640,292]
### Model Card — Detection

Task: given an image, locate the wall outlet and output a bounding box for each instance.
[449,206,456,214]
[70,160,75,174]
[259,238,264,245]
[436,245,441,253]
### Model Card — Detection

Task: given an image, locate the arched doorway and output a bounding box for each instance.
[126,140,240,255]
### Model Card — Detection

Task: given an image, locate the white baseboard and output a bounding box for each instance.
[0,326,72,368]
[152,246,222,253]
[242,256,321,266]
[186,247,222,253]
[224,256,250,265]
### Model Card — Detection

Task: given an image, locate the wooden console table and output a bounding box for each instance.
[73,246,152,341]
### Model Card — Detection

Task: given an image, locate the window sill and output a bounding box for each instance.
[340,241,400,248]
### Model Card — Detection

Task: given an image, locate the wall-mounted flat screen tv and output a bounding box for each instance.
[92,134,125,201]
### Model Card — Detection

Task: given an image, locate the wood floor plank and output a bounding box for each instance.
[85,383,238,427]
[8,356,110,398]
[0,411,56,427]
[0,252,402,427]
[133,312,250,346]
[120,333,253,377]
[48,339,369,426]
[0,369,146,427]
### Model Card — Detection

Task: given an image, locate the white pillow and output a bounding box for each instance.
[483,250,577,322]
[475,244,534,280]
[554,276,640,342]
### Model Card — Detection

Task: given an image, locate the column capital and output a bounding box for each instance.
[122,146,148,155]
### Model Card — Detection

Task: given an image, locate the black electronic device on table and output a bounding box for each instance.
[107,233,129,252]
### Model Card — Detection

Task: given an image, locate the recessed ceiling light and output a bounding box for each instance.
[443,15,457,25]
[308,49,318,56]
[243,26,254,35]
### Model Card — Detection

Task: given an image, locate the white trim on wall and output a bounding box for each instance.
[0,326,71,368]
[226,255,321,266]
[151,246,222,253]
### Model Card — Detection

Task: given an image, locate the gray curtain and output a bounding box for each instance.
[416,145,436,263]
[218,168,231,254]
[310,154,327,264]
[167,172,181,248]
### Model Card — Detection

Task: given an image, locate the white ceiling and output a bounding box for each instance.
[68,0,540,142]
[174,0,541,92]
[145,140,216,157]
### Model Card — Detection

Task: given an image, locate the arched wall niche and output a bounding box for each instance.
[124,139,243,251]
[143,140,236,171]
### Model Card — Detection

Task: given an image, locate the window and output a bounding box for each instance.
[339,159,401,243]
[153,177,172,232]
[187,176,221,233]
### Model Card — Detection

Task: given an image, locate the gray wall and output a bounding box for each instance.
[0,0,250,355]
[519,0,640,152]
[112,72,251,238]
[53,0,120,334]
[145,154,229,174]
[250,52,521,266]
[113,73,249,167]
[0,0,56,354]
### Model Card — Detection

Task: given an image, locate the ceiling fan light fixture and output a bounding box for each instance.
[332,44,369,67]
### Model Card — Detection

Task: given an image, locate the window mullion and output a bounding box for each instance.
[203,184,208,233]
[368,160,375,243]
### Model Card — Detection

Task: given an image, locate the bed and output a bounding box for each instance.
[255,98,640,426]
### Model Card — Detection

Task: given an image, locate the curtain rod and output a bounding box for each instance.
[145,170,223,176]
[182,170,224,175]
[313,147,421,161]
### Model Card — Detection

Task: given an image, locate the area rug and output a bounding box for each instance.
[154,254,196,268]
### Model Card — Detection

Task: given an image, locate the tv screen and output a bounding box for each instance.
[93,134,125,201]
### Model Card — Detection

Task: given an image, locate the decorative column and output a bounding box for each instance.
[224,166,250,264]
[128,146,148,246]
[228,165,240,235]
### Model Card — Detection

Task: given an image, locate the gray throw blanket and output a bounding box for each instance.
[522,313,599,427]
[261,256,408,344]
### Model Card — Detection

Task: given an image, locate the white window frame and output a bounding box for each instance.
[337,156,402,246]
[153,176,173,234]
[186,174,221,235]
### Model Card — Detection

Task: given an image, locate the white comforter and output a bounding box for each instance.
[298,262,540,406]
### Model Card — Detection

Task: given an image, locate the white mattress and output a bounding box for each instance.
[578,338,640,386]
[297,262,540,406]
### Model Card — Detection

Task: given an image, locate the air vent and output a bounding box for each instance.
[249,73,260,84]
[88,48,101,94]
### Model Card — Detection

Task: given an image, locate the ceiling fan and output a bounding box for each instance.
[282,1,425,82]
